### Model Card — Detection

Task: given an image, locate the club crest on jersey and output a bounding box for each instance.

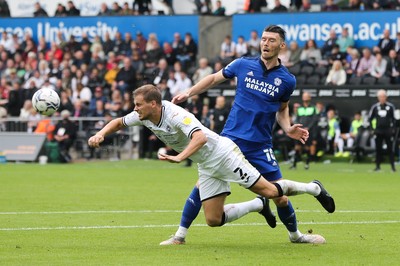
[182,117,192,125]
[274,78,282,86]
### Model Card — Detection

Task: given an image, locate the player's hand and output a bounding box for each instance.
[286,124,309,144]
[172,91,190,104]
[88,134,104,148]
[158,153,182,163]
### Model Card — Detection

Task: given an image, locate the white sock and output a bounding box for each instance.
[223,198,263,224]
[347,138,354,148]
[276,180,321,196]
[175,226,188,239]
[289,230,303,240]
[337,138,344,153]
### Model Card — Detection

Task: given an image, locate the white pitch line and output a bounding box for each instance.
[0,209,399,215]
[1,221,400,231]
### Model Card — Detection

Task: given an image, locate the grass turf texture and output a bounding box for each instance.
[0,160,399,265]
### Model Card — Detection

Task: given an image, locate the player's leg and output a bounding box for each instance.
[374,133,383,171]
[160,183,202,245]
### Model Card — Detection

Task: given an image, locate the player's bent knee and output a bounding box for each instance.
[205,217,223,227]
[272,195,289,207]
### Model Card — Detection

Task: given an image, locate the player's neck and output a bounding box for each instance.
[262,57,280,70]
[149,107,162,125]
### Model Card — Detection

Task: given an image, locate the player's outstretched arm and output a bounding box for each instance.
[88,118,125,148]
[158,130,207,163]
[276,102,309,144]
[172,71,227,104]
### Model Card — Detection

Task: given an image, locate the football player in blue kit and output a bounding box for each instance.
[161,25,333,245]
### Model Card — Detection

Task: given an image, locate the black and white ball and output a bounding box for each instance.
[32,88,60,116]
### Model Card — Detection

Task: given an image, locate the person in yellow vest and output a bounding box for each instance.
[326,109,345,157]
[341,111,363,151]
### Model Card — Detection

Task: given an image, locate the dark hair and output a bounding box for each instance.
[133,84,162,105]
[264,25,286,42]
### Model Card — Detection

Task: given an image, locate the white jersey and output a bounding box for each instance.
[122,101,220,164]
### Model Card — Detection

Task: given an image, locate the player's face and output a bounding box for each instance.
[134,94,154,120]
[260,31,284,61]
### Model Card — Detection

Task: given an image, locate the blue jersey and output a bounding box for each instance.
[221,57,296,145]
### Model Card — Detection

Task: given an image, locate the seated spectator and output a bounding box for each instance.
[385,49,400,84]
[235,35,248,58]
[271,0,288,12]
[0,31,15,55]
[247,30,260,57]
[58,90,74,114]
[209,95,230,134]
[285,41,302,67]
[170,70,192,98]
[300,39,322,66]
[344,48,360,79]
[89,99,107,117]
[105,89,123,117]
[213,0,226,15]
[299,0,312,11]
[98,2,111,16]
[122,91,134,116]
[219,35,236,64]
[89,86,108,112]
[120,2,134,15]
[135,31,147,55]
[157,78,172,101]
[144,33,163,69]
[0,0,10,17]
[326,60,347,86]
[192,57,213,85]
[176,33,197,69]
[162,41,176,66]
[7,81,24,117]
[336,27,355,53]
[54,4,67,17]
[151,58,169,85]
[113,56,137,94]
[66,0,80,16]
[102,32,115,56]
[195,0,212,14]
[341,111,363,151]
[33,2,48,17]
[326,109,343,157]
[321,30,338,59]
[321,0,339,11]
[131,50,144,80]
[104,62,119,86]
[394,32,400,55]
[87,68,105,91]
[72,99,89,118]
[377,29,395,57]
[278,44,291,66]
[357,48,376,77]
[133,0,152,15]
[110,2,122,15]
[54,110,77,163]
[327,44,347,67]
[370,52,387,80]
[245,0,267,12]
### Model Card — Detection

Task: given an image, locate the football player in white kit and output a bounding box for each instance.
[88,85,335,234]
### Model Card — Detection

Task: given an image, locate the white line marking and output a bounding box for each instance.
[1,221,400,231]
[0,210,399,215]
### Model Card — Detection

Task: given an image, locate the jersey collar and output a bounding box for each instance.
[259,57,282,75]
[157,105,165,127]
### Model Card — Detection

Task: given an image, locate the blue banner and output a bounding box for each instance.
[0,15,199,45]
[232,11,400,48]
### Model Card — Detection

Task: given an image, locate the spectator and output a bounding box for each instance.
[156,78,172,101]
[7,81,24,117]
[58,90,74,114]
[285,41,302,67]
[327,44,346,67]
[171,32,184,59]
[245,0,267,12]
[344,48,360,79]
[0,0,10,17]
[110,2,122,15]
[133,0,152,15]
[90,36,105,61]
[144,34,163,69]
[120,2,134,15]
[54,3,67,16]
[176,33,197,69]
[135,31,147,55]
[65,35,80,54]
[340,111,363,151]
[321,29,338,59]
[72,99,89,118]
[300,39,322,67]
[357,48,375,77]
[98,3,111,16]
[271,0,288,12]
[0,31,15,54]
[112,31,124,56]
[192,57,213,85]
[219,35,236,64]
[247,30,260,57]
[347,0,361,9]
[326,109,343,156]
[321,0,339,11]
[195,0,212,14]
[89,99,107,117]
[213,0,226,16]
[394,32,400,55]
[131,50,144,79]
[151,58,169,85]
[33,2,48,17]
[299,0,312,11]
[336,27,355,53]
[377,29,395,57]
[105,89,123,117]
[162,41,176,66]
[209,95,229,134]
[66,1,80,16]
[368,89,396,172]
[385,49,400,84]
[87,68,105,91]
[102,32,115,55]
[105,61,119,86]
[113,56,137,94]
[326,60,347,85]
[54,110,77,163]
[370,52,387,80]
[235,35,248,58]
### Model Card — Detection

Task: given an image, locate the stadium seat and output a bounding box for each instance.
[343,126,375,162]
[288,64,301,76]
[306,74,321,85]
[348,76,362,85]
[362,76,377,85]
[300,65,315,77]
[376,76,391,85]
[296,75,307,85]
[314,65,328,78]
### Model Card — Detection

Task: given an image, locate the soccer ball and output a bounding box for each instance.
[32,88,60,116]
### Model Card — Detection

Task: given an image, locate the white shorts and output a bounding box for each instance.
[197,137,261,201]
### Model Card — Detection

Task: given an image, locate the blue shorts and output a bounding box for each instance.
[223,135,282,182]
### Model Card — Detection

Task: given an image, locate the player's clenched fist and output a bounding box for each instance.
[88,134,104,148]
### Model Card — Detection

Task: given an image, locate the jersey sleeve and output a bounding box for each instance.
[122,111,142,127]
[222,58,241,79]
[280,75,296,102]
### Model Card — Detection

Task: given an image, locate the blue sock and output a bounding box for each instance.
[277,200,297,232]
[180,186,201,228]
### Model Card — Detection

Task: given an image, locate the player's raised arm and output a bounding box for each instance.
[88,117,125,148]
[172,70,227,104]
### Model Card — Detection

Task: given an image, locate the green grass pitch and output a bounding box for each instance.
[0,160,399,265]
